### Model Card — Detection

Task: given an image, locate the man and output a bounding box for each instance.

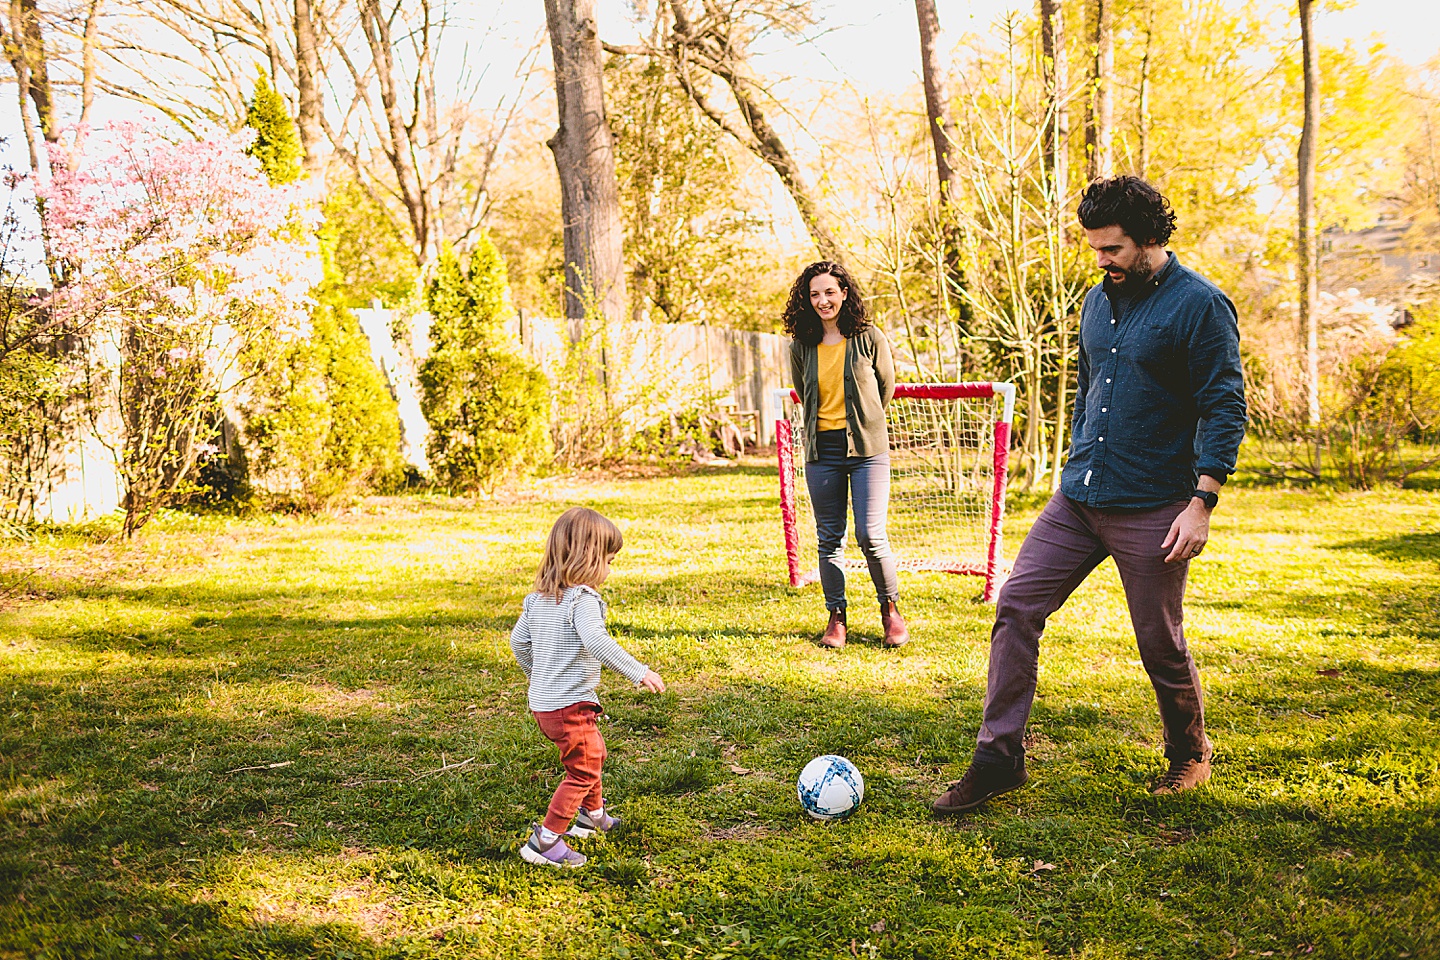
[932,176,1247,815]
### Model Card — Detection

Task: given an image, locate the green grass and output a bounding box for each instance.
[2,464,1438,959]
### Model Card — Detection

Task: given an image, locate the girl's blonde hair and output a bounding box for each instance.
[535,507,623,600]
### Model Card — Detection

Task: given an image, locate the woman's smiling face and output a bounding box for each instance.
[809,272,844,322]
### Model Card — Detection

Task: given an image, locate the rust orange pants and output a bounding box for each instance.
[532,702,606,833]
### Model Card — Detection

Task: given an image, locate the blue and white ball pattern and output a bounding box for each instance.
[797,754,864,821]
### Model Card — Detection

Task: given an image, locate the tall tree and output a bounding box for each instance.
[1086,0,1114,181]
[78,0,103,136]
[673,0,842,261]
[914,0,972,333]
[355,0,438,262]
[1041,0,1071,489]
[1040,0,1067,194]
[111,0,538,269]
[292,0,323,174]
[543,0,628,322]
[1298,0,1320,428]
[607,0,843,263]
[2,0,56,176]
[1135,0,1155,179]
[607,48,781,328]
[915,0,957,205]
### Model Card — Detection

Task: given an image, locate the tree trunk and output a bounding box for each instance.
[1041,0,1068,194]
[3,0,54,177]
[294,0,324,175]
[3,10,38,175]
[544,0,628,322]
[1042,0,1070,491]
[1137,1,1154,179]
[915,0,972,338]
[79,0,101,129]
[915,0,957,200]
[1086,0,1113,181]
[15,0,54,143]
[1298,0,1321,428]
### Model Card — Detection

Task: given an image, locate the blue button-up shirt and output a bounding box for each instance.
[1059,252,1247,510]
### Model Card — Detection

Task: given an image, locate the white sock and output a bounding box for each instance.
[588,806,603,820]
[538,825,561,845]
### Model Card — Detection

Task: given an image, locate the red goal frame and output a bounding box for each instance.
[776,381,1015,602]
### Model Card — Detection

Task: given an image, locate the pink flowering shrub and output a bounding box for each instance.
[42,121,320,333]
[38,121,322,535]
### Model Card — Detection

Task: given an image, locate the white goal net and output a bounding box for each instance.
[776,382,1015,601]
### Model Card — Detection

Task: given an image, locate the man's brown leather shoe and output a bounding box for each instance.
[880,601,909,647]
[1151,754,1212,795]
[931,760,1028,816]
[818,609,846,649]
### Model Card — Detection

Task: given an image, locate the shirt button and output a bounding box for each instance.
[1106,378,1112,383]
[1111,319,1116,325]
[1101,407,1107,412]
[1111,348,1117,353]
[1099,437,1104,442]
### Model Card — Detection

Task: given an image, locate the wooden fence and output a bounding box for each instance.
[16,312,792,523]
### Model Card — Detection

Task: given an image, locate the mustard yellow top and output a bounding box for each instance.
[816,340,847,431]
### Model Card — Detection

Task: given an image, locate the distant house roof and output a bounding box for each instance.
[1321,216,1440,300]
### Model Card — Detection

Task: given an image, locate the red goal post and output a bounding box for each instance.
[775,381,1016,602]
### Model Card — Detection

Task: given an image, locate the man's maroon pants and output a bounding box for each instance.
[975,492,1210,766]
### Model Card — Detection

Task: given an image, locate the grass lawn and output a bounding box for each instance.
[1,463,1438,959]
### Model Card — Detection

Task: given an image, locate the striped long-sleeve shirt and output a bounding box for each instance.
[509,585,650,712]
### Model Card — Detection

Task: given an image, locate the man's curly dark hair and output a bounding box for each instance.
[782,261,870,345]
[1077,176,1177,246]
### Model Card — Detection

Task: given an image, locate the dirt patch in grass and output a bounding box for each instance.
[704,822,772,842]
[295,683,396,717]
[249,878,400,938]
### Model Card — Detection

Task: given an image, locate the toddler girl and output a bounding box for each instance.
[510,506,665,868]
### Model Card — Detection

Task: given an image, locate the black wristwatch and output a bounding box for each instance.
[1191,489,1219,510]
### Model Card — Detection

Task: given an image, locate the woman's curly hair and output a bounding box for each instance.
[1077,176,1177,246]
[781,261,870,345]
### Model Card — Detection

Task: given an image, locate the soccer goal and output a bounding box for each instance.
[775,382,1016,602]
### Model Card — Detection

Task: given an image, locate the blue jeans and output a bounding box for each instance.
[806,430,899,611]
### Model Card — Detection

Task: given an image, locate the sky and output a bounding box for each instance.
[6,1,1438,162]
[591,0,1440,96]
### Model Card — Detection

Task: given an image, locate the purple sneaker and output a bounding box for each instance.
[568,804,621,839]
[519,825,587,868]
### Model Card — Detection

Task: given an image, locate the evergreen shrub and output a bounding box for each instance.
[244,300,402,509]
[418,237,549,494]
[236,73,402,510]
[244,70,303,185]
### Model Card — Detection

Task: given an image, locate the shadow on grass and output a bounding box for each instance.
[3,484,1439,957]
[54,609,526,660]
[1332,530,1440,564]
[0,880,416,960]
[1193,571,1440,640]
[4,632,1438,958]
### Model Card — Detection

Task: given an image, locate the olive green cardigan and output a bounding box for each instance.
[789,327,895,463]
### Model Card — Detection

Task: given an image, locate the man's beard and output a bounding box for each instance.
[1104,261,1149,292]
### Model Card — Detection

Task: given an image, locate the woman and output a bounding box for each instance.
[785,261,907,649]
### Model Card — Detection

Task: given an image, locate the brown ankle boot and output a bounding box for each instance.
[931,759,1028,816]
[881,601,909,647]
[818,609,846,648]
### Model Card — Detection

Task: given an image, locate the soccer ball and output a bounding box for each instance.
[797,754,864,821]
